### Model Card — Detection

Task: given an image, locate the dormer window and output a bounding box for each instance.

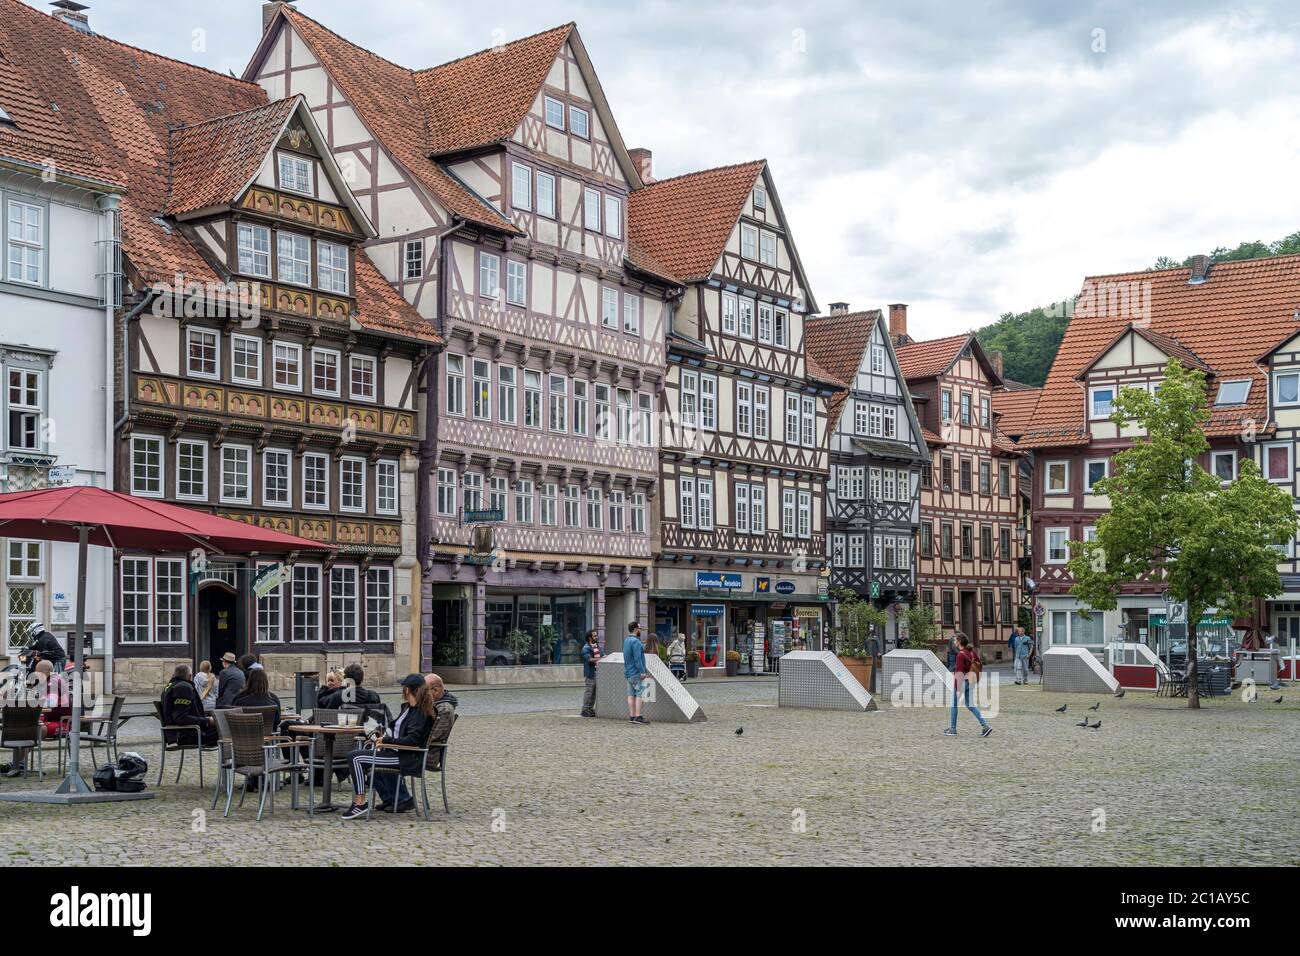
[278,152,313,195]
[277,232,310,286]
[1089,385,1116,419]
[0,103,15,127]
[236,223,270,278]
[317,240,348,294]
[1214,379,1250,406]
[544,96,565,130]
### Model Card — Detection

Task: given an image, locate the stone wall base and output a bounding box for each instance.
[112,658,191,695]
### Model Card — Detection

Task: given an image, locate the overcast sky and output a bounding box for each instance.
[40,0,1300,339]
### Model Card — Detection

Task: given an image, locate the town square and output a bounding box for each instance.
[0,0,1296,914]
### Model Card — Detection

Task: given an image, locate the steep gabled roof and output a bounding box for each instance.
[166,98,299,216]
[895,331,1003,386]
[0,0,436,343]
[1020,255,1300,449]
[264,4,519,235]
[805,309,879,425]
[991,386,1041,440]
[627,160,766,282]
[414,24,574,155]
[1072,322,1213,380]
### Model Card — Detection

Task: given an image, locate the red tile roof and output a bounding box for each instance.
[1020,255,1300,449]
[414,24,574,155]
[804,310,881,424]
[627,161,766,282]
[991,386,1041,439]
[166,98,300,215]
[894,333,970,381]
[0,0,436,343]
[273,5,522,235]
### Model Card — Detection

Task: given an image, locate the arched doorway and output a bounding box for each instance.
[197,582,240,668]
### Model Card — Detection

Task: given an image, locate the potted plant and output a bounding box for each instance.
[685,650,700,679]
[504,627,535,666]
[833,588,886,689]
[725,648,742,677]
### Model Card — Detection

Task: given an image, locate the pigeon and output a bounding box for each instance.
[1088,702,1101,712]
[734,727,744,736]
[1275,696,1285,704]
[1075,718,1089,727]
[1088,720,1101,730]
[1055,704,1068,713]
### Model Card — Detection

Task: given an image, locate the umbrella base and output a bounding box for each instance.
[0,790,155,805]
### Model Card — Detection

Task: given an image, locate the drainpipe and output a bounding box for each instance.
[417,220,468,670]
[97,194,123,690]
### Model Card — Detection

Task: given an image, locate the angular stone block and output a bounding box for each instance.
[778,650,877,711]
[595,652,706,723]
[882,648,954,706]
[1042,645,1122,695]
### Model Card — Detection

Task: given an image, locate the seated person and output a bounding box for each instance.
[317,663,382,709]
[35,659,71,739]
[161,664,218,748]
[316,669,345,709]
[231,666,282,728]
[340,674,435,819]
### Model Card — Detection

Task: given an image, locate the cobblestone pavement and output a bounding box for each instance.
[1,682,1296,866]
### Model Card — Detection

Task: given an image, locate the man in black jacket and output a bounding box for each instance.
[161,664,217,747]
[26,623,66,674]
[318,663,381,709]
[215,652,245,708]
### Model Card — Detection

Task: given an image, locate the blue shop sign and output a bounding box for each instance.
[696,571,741,590]
[774,580,797,595]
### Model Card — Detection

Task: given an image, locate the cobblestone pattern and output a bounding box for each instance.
[1,684,1296,866]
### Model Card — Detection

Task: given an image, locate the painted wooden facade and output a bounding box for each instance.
[115,100,427,690]
[248,14,669,682]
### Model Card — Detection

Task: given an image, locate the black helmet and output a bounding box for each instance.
[116,752,148,778]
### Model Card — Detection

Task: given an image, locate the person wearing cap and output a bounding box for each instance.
[215,652,245,708]
[340,673,435,819]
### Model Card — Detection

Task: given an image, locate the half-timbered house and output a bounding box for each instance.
[891,306,1023,659]
[4,2,439,692]
[628,159,837,670]
[805,305,928,643]
[1018,255,1300,655]
[247,5,674,682]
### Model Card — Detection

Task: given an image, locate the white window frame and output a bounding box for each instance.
[473,359,492,421]
[1084,458,1109,493]
[445,354,465,416]
[569,105,590,138]
[272,341,303,392]
[340,456,366,512]
[1045,527,1070,564]
[403,238,424,280]
[219,444,253,505]
[511,162,532,211]
[317,240,349,294]
[721,293,737,335]
[479,251,500,300]
[302,452,330,511]
[6,199,45,285]
[1045,460,1070,495]
[376,460,399,515]
[231,334,262,386]
[506,259,527,307]
[498,365,517,426]
[544,96,566,130]
[436,468,456,517]
[1264,442,1293,483]
[175,439,208,502]
[1088,385,1116,420]
[278,152,313,195]
[311,347,341,397]
[263,448,292,508]
[584,188,601,232]
[185,327,220,380]
[237,222,271,278]
[741,223,758,260]
[679,475,696,530]
[605,194,622,240]
[1274,372,1300,407]
[536,171,556,219]
[349,354,377,402]
[276,231,311,287]
[131,435,163,497]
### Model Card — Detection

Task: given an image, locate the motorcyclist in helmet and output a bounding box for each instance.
[24,622,67,675]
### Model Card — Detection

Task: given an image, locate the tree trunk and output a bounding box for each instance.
[1186,618,1200,709]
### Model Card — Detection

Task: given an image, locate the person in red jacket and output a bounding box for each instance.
[945,635,992,738]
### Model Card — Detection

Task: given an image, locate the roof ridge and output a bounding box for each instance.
[168,95,298,136]
[1084,250,1300,283]
[808,309,882,322]
[415,22,575,74]
[280,4,416,77]
[635,159,765,192]
[6,0,264,89]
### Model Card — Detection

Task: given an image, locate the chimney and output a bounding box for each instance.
[50,0,92,33]
[888,303,908,339]
[629,148,655,185]
[989,349,1005,379]
[1188,254,1210,285]
[263,1,295,33]
[829,302,850,316]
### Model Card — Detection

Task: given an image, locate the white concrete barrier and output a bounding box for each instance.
[778,650,877,711]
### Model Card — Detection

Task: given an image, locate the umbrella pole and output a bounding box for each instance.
[53,524,92,795]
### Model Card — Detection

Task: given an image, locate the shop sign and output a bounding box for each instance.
[696,571,741,590]
[462,508,504,523]
[817,578,830,600]
[774,580,796,595]
[754,576,771,593]
[253,563,288,598]
[691,604,725,618]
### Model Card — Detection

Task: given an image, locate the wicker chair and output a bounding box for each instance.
[1,706,45,780]
[153,700,206,787]
[221,712,311,821]
[237,705,280,736]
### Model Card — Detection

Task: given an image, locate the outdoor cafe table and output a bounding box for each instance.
[287,724,364,812]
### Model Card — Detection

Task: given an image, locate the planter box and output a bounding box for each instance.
[838,656,873,690]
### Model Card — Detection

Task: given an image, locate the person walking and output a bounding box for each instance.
[623,621,649,725]
[580,630,601,717]
[945,635,992,738]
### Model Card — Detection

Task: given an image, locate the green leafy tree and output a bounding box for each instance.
[903,603,939,649]
[832,588,887,659]
[1067,360,1298,708]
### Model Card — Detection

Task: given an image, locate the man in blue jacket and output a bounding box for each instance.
[622,621,649,724]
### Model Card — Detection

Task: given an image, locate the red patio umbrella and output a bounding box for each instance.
[0,486,332,804]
